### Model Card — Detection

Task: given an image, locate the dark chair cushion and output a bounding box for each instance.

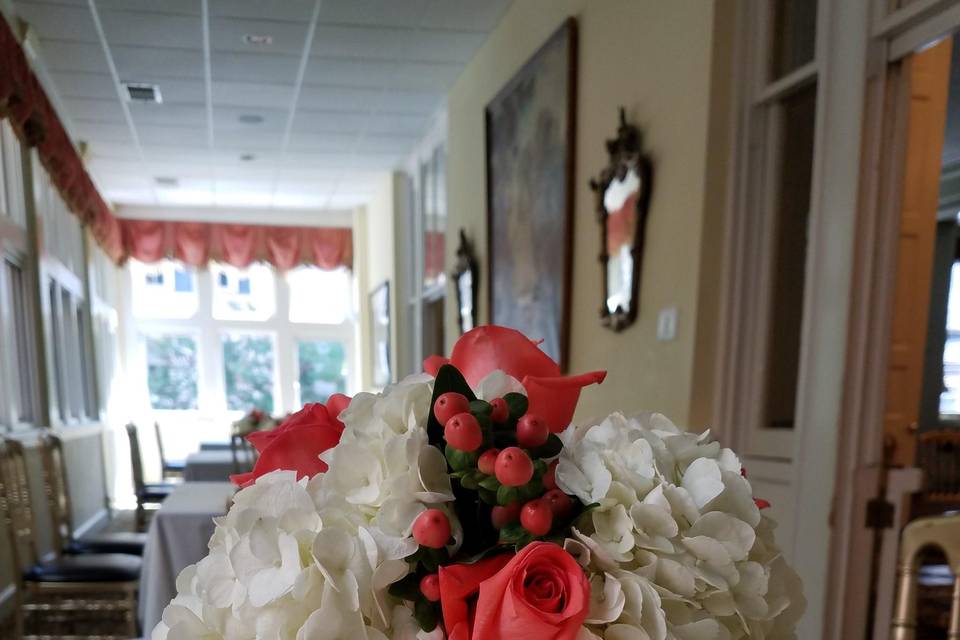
[65,531,147,557]
[24,553,141,583]
[138,483,176,502]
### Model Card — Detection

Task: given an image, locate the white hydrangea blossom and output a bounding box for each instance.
[152,375,454,640]
[556,412,805,640]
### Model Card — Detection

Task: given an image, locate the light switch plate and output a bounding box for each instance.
[657,307,678,342]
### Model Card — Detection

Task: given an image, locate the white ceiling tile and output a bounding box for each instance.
[209,0,317,24]
[138,125,208,146]
[135,78,207,104]
[89,142,141,160]
[213,81,293,109]
[215,190,272,207]
[62,97,126,123]
[310,25,485,64]
[157,187,215,206]
[99,10,202,50]
[15,3,99,42]
[103,187,155,205]
[315,0,428,30]
[292,110,428,136]
[304,58,461,91]
[72,121,134,144]
[112,46,205,80]
[419,0,512,32]
[210,17,309,56]
[129,102,206,127]
[49,72,117,100]
[211,51,300,84]
[36,40,110,73]
[94,0,200,14]
[214,107,287,132]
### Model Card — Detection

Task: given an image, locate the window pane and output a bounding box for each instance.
[6,260,35,423]
[297,340,347,404]
[48,282,68,419]
[763,84,817,430]
[212,263,275,321]
[770,0,817,80]
[146,334,199,410]
[222,332,275,413]
[941,262,960,416]
[287,266,352,324]
[131,259,198,319]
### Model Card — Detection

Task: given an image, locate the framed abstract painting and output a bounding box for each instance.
[485,18,577,370]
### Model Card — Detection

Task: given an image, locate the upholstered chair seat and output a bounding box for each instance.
[24,553,141,583]
[64,531,148,557]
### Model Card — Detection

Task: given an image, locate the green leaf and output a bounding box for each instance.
[478,487,498,505]
[462,546,513,565]
[460,473,480,490]
[478,475,501,491]
[414,599,439,632]
[427,365,478,445]
[445,445,477,472]
[498,522,529,544]
[492,430,518,448]
[387,573,423,601]
[496,485,519,506]
[469,399,492,416]
[504,392,528,420]
[529,433,563,459]
[533,459,547,477]
[517,478,543,502]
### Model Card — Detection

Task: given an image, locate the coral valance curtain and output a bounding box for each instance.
[0,16,124,262]
[119,219,352,270]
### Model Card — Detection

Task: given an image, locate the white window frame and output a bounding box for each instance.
[718,0,827,460]
[124,259,358,421]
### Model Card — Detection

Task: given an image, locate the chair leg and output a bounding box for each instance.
[136,500,146,532]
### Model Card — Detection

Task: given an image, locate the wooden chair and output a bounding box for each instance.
[917,430,960,504]
[0,437,141,639]
[154,421,185,480]
[38,432,146,556]
[891,513,960,639]
[231,432,257,474]
[125,423,174,531]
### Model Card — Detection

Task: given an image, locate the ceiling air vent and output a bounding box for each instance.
[123,82,162,104]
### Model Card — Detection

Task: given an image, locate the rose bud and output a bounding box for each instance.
[520,499,553,536]
[477,448,500,475]
[445,412,483,452]
[516,414,549,448]
[434,392,470,425]
[420,574,441,602]
[412,509,451,549]
[489,397,509,423]
[491,502,521,529]
[495,447,534,487]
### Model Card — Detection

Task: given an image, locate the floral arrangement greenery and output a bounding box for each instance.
[155,326,804,640]
[231,408,277,437]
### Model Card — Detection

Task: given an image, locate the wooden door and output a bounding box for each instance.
[883,38,952,468]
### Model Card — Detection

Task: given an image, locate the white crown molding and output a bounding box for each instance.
[115,204,355,228]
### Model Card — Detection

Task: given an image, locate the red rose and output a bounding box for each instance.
[425,326,605,433]
[230,394,350,487]
[439,543,590,640]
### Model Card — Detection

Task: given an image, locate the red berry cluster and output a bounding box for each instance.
[431,391,577,541]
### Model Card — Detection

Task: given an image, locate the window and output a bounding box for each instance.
[941,261,960,416]
[222,332,275,413]
[212,263,275,321]
[2,257,38,426]
[131,259,198,319]
[146,334,199,410]
[422,146,447,290]
[297,339,347,404]
[287,266,352,324]
[47,280,95,423]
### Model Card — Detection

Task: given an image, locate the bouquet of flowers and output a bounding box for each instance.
[231,408,276,437]
[155,326,804,640]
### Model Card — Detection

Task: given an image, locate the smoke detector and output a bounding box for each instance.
[123,82,163,104]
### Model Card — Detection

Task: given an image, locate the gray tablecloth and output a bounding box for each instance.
[139,481,236,634]
[199,441,231,452]
[183,450,237,481]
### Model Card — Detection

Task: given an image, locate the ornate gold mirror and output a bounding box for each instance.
[589,108,653,332]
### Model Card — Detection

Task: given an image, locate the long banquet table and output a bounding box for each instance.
[182,449,239,481]
[138,481,236,634]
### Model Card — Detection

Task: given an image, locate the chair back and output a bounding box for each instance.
[231,433,257,474]
[125,423,146,495]
[891,513,960,638]
[154,421,170,470]
[918,430,960,504]
[38,432,73,551]
[0,438,39,584]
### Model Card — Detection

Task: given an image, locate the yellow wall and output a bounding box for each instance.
[445,0,732,426]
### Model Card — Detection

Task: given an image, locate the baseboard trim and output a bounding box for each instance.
[73,507,109,539]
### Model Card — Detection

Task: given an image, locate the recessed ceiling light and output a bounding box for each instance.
[243,34,273,46]
[240,153,256,162]
[155,176,179,187]
[238,114,264,125]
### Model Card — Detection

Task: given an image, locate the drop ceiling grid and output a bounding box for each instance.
[10,0,511,209]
